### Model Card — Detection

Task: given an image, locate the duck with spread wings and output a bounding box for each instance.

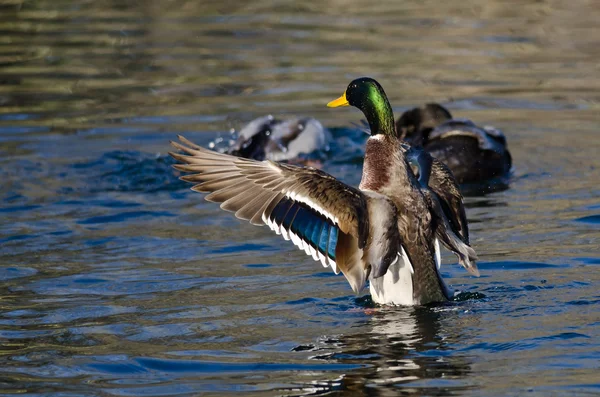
[170,77,478,305]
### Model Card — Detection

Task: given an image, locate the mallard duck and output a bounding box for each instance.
[396,103,512,184]
[223,115,330,162]
[170,77,478,306]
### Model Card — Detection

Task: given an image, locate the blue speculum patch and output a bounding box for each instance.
[269,199,337,261]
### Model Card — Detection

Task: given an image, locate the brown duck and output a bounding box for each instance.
[170,77,478,305]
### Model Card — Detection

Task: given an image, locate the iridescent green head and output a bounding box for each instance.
[328,77,396,136]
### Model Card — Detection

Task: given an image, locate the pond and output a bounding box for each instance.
[1,1,599,395]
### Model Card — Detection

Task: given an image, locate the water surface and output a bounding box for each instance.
[1,1,600,396]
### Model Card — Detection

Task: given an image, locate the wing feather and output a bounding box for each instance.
[170,136,372,292]
[429,158,469,243]
[203,182,249,202]
[191,175,246,192]
[221,186,264,212]
[235,191,274,221]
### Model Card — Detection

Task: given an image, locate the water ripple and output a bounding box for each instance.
[1,1,600,396]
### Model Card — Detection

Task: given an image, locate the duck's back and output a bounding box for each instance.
[425,120,512,184]
[426,136,510,183]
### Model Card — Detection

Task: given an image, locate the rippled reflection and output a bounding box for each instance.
[287,306,472,395]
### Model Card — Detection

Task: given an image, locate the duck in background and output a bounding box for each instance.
[212,115,331,162]
[396,103,512,186]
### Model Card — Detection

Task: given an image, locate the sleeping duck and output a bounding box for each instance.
[396,103,512,184]
[170,77,478,306]
[222,115,331,162]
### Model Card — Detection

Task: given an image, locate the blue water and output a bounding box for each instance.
[1,1,600,396]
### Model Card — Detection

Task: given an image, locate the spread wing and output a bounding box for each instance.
[404,146,477,275]
[428,158,469,244]
[169,136,371,292]
[422,188,479,276]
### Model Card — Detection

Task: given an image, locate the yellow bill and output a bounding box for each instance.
[327,91,349,108]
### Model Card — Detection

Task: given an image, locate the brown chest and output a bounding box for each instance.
[359,138,393,191]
